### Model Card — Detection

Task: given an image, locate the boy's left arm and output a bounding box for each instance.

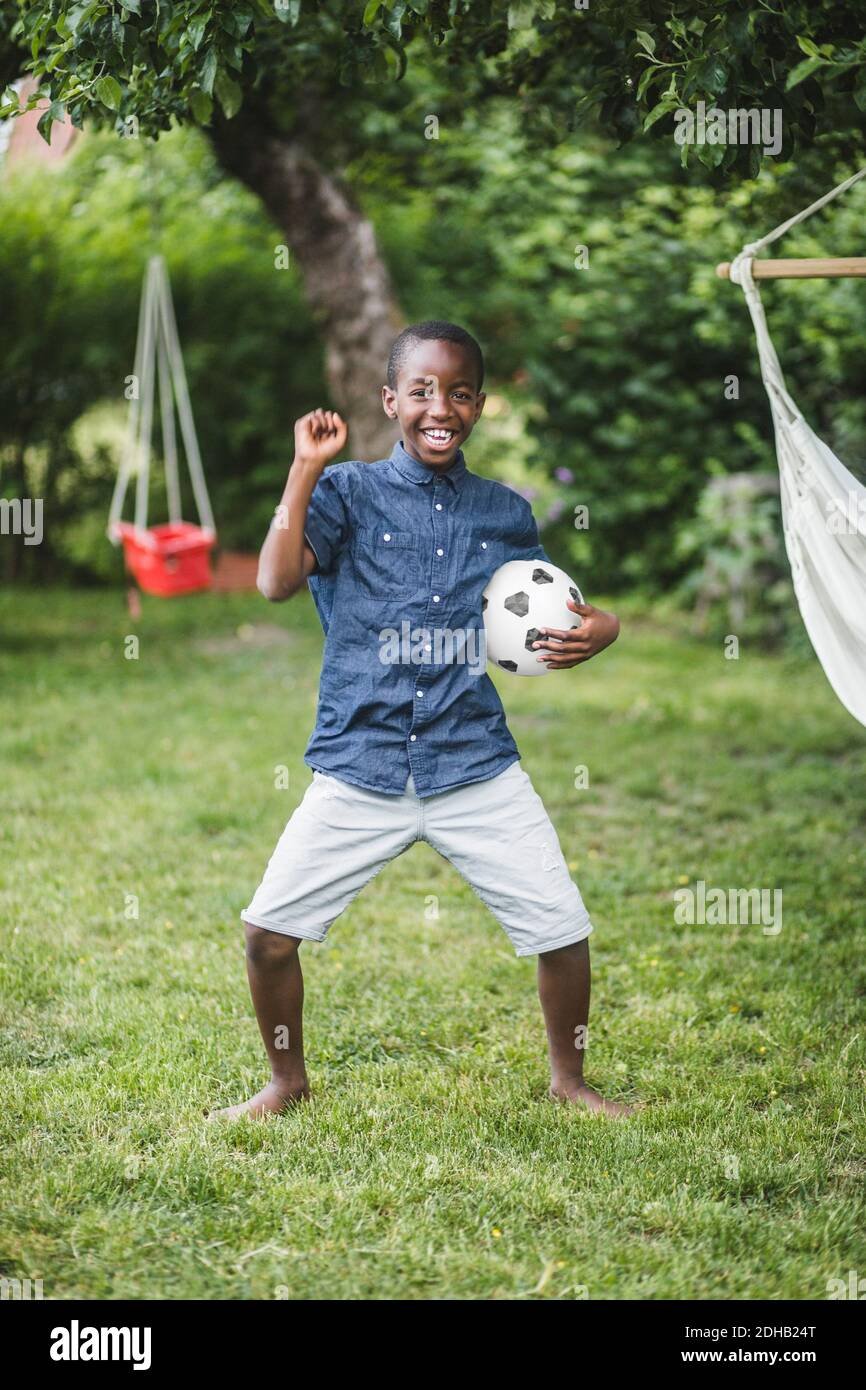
[512,506,620,671]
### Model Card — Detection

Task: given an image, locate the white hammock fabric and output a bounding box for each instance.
[729,167,866,728]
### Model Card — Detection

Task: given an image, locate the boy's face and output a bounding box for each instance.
[382,339,486,469]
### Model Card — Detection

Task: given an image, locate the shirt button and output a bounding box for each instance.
[383,532,391,541]
[410,734,417,742]
[435,503,443,511]
[433,595,440,602]
[481,541,488,549]
[436,548,443,556]
[424,644,431,651]
[416,690,423,698]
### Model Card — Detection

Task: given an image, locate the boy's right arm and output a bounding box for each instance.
[257,408,348,602]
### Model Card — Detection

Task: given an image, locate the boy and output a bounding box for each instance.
[210,321,632,1121]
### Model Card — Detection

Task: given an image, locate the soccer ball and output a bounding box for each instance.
[482,559,584,677]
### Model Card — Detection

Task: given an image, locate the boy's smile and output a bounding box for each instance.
[382,338,486,471]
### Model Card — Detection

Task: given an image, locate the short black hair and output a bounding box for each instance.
[387,320,484,392]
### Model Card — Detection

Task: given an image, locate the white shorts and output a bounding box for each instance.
[241,760,594,957]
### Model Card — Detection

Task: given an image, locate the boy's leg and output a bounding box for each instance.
[422,760,634,1117]
[208,925,309,1120]
[210,770,417,1119]
[537,938,634,1116]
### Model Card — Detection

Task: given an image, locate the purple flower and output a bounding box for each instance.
[555,467,574,484]
[545,499,566,523]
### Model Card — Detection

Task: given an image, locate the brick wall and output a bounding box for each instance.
[3,77,80,170]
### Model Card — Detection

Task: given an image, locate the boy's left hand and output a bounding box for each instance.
[531,600,620,669]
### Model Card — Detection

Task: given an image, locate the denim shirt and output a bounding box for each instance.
[303,439,553,797]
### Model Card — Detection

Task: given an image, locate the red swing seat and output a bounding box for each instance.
[108,256,217,598]
[114,520,215,597]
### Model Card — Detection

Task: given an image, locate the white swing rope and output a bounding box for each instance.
[108,255,215,542]
[725,166,866,729]
[729,164,866,281]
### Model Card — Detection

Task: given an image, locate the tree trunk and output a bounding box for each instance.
[210,108,402,462]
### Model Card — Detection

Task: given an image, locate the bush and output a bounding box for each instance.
[0,126,325,582]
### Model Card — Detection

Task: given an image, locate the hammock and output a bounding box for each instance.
[107,254,216,596]
[725,167,866,729]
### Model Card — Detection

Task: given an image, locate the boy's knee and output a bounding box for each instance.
[243,919,301,963]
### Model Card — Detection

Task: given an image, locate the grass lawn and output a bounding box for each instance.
[1,585,864,1301]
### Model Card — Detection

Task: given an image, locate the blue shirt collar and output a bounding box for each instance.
[390,439,468,492]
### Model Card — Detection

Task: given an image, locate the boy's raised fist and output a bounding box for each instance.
[293,408,348,471]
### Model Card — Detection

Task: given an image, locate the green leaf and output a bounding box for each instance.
[0,86,21,118]
[795,35,821,59]
[785,56,826,91]
[187,16,208,51]
[95,75,122,111]
[384,38,408,80]
[214,70,242,119]
[199,49,218,95]
[66,1,102,36]
[122,0,142,15]
[854,75,866,113]
[636,64,660,101]
[188,88,213,124]
[635,29,655,56]
[384,2,406,40]
[36,100,65,145]
[696,140,725,169]
[223,7,255,38]
[363,0,383,24]
[697,57,727,95]
[46,44,72,73]
[643,97,678,132]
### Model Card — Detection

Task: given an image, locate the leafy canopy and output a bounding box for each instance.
[2,1,865,173]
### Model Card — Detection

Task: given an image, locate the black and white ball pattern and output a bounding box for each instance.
[481,559,584,677]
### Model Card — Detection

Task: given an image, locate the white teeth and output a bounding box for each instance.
[424,429,454,440]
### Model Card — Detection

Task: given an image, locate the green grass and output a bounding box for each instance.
[1,586,865,1300]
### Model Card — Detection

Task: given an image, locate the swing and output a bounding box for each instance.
[716,166,866,729]
[107,254,216,596]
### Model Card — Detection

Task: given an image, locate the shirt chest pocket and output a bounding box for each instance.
[463,531,505,598]
[351,527,423,603]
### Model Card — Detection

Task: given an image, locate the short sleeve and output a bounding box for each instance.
[511,504,555,567]
[303,466,352,576]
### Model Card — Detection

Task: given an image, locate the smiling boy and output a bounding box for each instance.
[210,321,631,1120]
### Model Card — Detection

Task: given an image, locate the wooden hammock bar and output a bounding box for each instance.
[716,257,866,280]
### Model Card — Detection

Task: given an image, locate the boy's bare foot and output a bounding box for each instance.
[549,1080,637,1118]
[206,1079,310,1121]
